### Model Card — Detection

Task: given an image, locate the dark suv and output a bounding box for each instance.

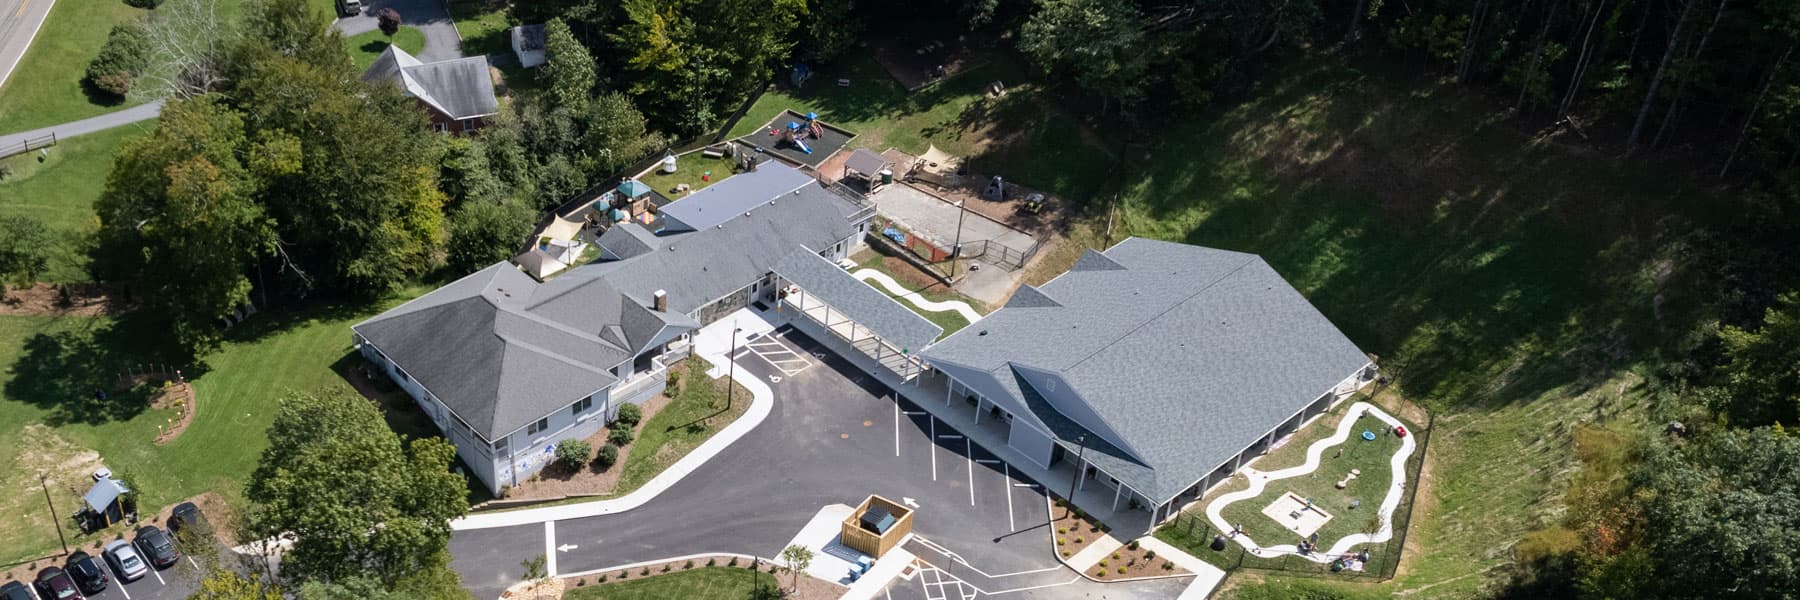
[0,581,34,600]
[64,551,109,595]
[34,566,84,599]
[169,502,210,541]
[135,525,181,569]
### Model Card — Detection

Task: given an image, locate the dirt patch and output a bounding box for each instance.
[0,283,131,317]
[146,381,197,445]
[870,38,987,91]
[500,394,675,503]
[886,148,1072,238]
[1,426,107,568]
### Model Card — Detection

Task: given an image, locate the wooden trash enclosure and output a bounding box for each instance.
[841,494,915,558]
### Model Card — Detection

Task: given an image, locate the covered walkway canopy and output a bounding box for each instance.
[773,249,940,380]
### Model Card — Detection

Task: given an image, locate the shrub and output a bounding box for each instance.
[555,438,592,470]
[124,0,162,7]
[661,564,671,573]
[1162,561,1174,570]
[1144,550,1155,560]
[86,21,150,98]
[1094,569,1106,578]
[640,567,650,576]
[615,402,643,426]
[608,427,635,446]
[377,8,402,36]
[1061,550,1071,557]
[1111,553,1120,560]
[1057,527,1067,534]
[1098,560,1107,568]
[707,557,716,567]
[1127,540,1139,551]
[617,571,626,579]
[684,560,695,569]
[728,557,738,567]
[1074,537,1083,544]
[1117,567,1126,574]
[597,574,607,583]
[1056,538,1066,546]
[592,444,619,470]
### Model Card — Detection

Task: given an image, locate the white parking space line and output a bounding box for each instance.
[112,576,133,600]
[1004,463,1015,531]
[742,337,813,376]
[929,419,938,480]
[151,565,165,585]
[187,555,199,569]
[965,438,975,506]
[544,521,558,576]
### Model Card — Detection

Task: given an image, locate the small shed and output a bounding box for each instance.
[842,148,894,191]
[840,495,914,558]
[512,25,547,68]
[83,477,132,528]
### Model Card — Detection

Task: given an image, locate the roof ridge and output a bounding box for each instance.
[1056,253,1260,372]
[496,300,628,355]
[498,334,613,376]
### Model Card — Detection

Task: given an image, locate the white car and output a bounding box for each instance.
[102,540,148,582]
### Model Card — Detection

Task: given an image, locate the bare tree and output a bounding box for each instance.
[139,0,235,100]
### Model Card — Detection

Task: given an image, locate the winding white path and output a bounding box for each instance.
[852,268,983,323]
[1204,402,1416,562]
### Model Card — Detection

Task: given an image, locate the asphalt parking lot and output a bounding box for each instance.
[52,549,205,600]
[452,327,1150,599]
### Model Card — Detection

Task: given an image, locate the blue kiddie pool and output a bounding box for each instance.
[1361,431,1377,441]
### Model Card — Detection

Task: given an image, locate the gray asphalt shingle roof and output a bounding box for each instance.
[924,238,1370,502]
[362,47,498,120]
[656,161,816,232]
[773,249,942,352]
[354,164,865,441]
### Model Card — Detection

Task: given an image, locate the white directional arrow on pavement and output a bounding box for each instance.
[903,497,920,508]
[557,544,579,553]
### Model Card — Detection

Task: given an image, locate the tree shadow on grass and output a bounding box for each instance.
[360,40,393,55]
[3,312,205,427]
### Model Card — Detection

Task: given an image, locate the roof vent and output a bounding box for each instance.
[978,330,988,336]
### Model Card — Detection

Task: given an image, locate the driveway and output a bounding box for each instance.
[333,0,462,63]
[451,328,1192,599]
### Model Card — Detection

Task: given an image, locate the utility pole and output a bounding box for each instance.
[1063,434,1088,519]
[950,200,967,277]
[38,470,68,554]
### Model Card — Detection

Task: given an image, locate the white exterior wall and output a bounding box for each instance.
[494,389,610,491]
[1007,423,1056,467]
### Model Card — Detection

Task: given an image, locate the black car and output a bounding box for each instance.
[135,525,181,569]
[64,551,109,595]
[0,581,34,600]
[34,566,84,600]
[169,502,211,540]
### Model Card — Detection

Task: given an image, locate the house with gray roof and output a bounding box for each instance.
[921,237,1376,522]
[352,163,874,494]
[363,46,499,134]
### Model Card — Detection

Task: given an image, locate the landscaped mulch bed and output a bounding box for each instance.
[149,381,196,445]
[1084,539,1187,581]
[500,394,673,502]
[1050,498,1111,560]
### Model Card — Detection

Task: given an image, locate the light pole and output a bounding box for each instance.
[38,470,68,554]
[1063,434,1087,519]
[726,322,742,410]
[950,200,967,277]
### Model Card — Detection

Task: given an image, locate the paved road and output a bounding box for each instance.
[0,0,54,91]
[451,328,1196,599]
[0,99,162,148]
[332,0,463,63]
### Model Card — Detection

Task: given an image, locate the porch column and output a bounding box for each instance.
[974,396,982,424]
[946,378,955,406]
[1112,483,1124,511]
[1076,458,1087,491]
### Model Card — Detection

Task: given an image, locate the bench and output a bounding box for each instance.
[701,148,725,159]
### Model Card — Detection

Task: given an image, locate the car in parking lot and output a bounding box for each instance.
[64,551,109,595]
[170,502,211,541]
[34,566,84,599]
[135,525,180,569]
[0,582,33,600]
[104,539,150,581]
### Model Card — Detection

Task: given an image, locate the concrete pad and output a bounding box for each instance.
[1261,491,1333,538]
[782,504,866,584]
[1064,535,1123,571]
[1138,536,1227,599]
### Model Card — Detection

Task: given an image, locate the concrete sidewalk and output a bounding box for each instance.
[449,307,780,530]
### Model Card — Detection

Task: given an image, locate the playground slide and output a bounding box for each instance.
[794,137,813,154]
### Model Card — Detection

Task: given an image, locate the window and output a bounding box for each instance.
[492,437,508,453]
[527,418,549,435]
[433,122,449,133]
[461,118,477,130]
[572,397,593,416]
[1043,378,1057,392]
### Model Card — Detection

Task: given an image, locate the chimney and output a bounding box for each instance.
[653,289,668,312]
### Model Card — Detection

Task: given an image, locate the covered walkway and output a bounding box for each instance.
[773,249,940,381]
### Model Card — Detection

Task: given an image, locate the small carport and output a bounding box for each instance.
[841,148,894,193]
[773,249,941,381]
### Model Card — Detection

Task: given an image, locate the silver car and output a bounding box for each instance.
[102,539,148,582]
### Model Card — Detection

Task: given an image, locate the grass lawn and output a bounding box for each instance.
[851,248,985,337]
[346,26,427,71]
[563,567,778,600]
[0,288,427,564]
[0,120,155,282]
[1214,403,1408,550]
[447,0,513,57]
[612,359,752,495]
[637,151,737,195]
[0,0,147,134]
[730,53,1115,204]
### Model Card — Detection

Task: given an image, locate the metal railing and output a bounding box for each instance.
[0,132,56,160]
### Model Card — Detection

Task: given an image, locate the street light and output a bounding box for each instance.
[38,470,68,554]
[950,200,967,277]
[1063,434,1088,520]
[726,322,743,410]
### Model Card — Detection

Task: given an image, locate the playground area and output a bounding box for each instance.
[731,110,855,169]
[1195,401,1420,571]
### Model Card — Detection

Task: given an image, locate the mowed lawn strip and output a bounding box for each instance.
[0,120,155,282]
[0,0,145,133]
[346,26,427,71]
[612,359,752,495]
[563,567,779,600]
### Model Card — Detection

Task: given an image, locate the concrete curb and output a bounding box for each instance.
[852,268,983,323]
[449,352,775,531]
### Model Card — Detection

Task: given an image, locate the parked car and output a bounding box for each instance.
[135,525,180,569]
[0,581,34,600]
[335,0,362,16]
[103,539,149,582]
[64,551,109,595]
[34,566,84,599]
[169,502,211,541]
